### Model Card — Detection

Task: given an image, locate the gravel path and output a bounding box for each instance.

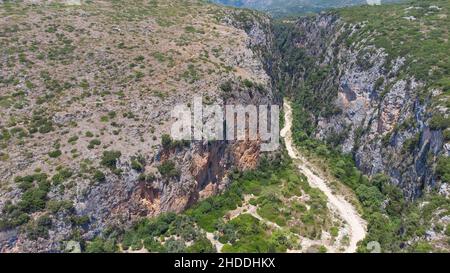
[281,99,367,253]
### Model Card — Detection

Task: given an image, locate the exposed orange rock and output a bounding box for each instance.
[199,182,217,200]
[233,140,260,170]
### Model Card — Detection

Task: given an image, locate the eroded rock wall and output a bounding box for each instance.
[277,13,446,199]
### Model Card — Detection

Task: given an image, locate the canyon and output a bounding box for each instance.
[0,0,449,252]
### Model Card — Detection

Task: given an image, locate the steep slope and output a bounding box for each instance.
[275,0,449,199]
[1,0,449,254]
[0,0,275,252]
[95,149,358,253]
[281,99,367,253]
[273,0,450,252]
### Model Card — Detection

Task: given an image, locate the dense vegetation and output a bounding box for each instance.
[290,103,450,252]
[271,0,450,252]
[0,0,448,253]
[87,150,336,253]
[0,171,76,240]
[86,212,216,253]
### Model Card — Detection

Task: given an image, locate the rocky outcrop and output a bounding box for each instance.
[0,2,276,252]
[276,13,447,199]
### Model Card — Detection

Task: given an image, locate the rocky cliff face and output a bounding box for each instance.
[74,10,276,250]
[0,1,276,252]
[275,10,448,199]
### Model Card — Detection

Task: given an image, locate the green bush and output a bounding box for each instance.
[220,81,233,93]
[161,134,172,149]
[26,214,52,240]
[108,111,117,119]
[220,215,270,253]
[19,190,45,212]
[88,139,101,149]
[164,238,186,253]
[48,150,62,158]
[186,237,215,253]
[243,79,254,88]
[256,195,287,226]
[47,200,73,213]
[15,173,48,189]
[131,155,145,172]
[356,184,384,211]
[157,160,180,179]
[85,237,117,253]
[436,156,450,183]
[413,242,433,253]
[131,160,143,172]
[143,237,166,253]
[52,168,73,185]
[101,150,122,170]
[71,215,90,226]
[429,114,450,130]
[138,173,156,182]
[444,130,450,141]
[318,245,328,253]
[18,181,50,213]
[161,134,190,150]
[93,170,106,183]
[330,227,339,237]
[68,135,78,144]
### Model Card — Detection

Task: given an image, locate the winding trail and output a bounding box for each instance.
[281,99,367,253]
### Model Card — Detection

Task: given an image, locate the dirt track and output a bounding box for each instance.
[281,99,367,253]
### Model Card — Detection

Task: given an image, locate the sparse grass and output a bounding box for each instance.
[339,0,449,109]
[0,0,281,252]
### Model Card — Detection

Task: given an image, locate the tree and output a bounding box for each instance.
[48,149,62,158]
[101,150,122,170]
[355,184,383,211]
[131,155,146,172]
[164,238,186,253]
[143,237,166,253]
[157,160,180,179]
[85,237,117,253]
[220,81,233,93]
[436,156,450,183]
[161,134,172,149]
[429,114,450,130]
[186,237,216,253]
[26,214,52,240]
[93,170,106,183]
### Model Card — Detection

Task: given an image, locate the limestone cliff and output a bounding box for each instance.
[0,0,276,252]
[274,4,449,199]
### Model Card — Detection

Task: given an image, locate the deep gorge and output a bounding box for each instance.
[266,13,448,201]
